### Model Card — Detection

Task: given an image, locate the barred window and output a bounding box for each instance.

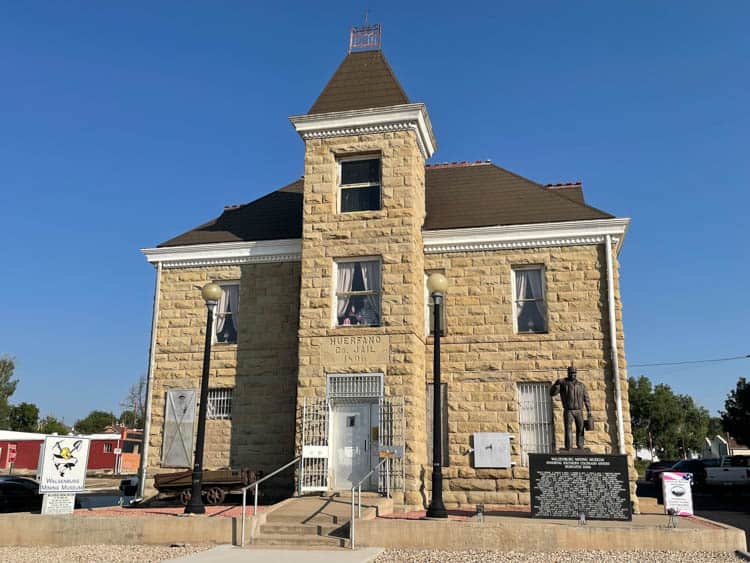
[207,388,233,420]
[103,443,113,453]
[517,382,555,466]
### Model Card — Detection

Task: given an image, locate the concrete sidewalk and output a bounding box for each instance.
[168,544,384,562]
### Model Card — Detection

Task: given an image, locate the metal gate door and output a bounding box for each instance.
[378,396,405,492]
[299,397,329,493]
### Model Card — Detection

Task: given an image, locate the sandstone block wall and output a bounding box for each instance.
[146,261,300,485]
[296,130,428,505]
[423,243,638,511]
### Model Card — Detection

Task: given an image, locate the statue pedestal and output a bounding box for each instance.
[529,453,632,521]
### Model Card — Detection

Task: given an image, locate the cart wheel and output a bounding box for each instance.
[179,488,192,506]
[205,486,226,506]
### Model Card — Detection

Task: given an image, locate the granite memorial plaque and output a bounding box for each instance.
[529,453,632,521]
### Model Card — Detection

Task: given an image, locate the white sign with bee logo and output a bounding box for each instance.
[37,436,91,494]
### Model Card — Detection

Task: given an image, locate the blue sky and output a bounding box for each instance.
[1,2,748,424]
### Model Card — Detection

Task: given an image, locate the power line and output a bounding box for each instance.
[629,354,750,368]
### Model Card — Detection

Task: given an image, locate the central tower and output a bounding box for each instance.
[290,28,436,508]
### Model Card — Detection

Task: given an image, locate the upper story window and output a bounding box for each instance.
[215,282,239,343]
[512,266,547,333]
[339,156,381,212]
[335,259,381,326]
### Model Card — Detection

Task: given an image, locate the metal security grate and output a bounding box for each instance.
[379,396,405,492]
[300,397,330,493]
[517,382,555,466]
[327,374,383,401]
[207,388,233,420]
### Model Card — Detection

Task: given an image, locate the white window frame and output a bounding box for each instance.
[213,281,240,344]
[206,387,233,420]
[332,257,382,327]
[103,443,113,453]
[510,265,547,334]
[517,381,555,466]
[337,154,382,213]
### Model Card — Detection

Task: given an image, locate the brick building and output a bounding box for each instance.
[141,31,636,510]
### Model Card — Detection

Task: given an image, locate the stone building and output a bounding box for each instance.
[141,31,637,511]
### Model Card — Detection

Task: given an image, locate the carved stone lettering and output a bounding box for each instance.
[321,335,390,366]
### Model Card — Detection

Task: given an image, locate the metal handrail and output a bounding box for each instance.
[240,456,301,547]
[350,457,389,550]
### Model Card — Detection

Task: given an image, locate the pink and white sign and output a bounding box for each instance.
[662,471,693,516]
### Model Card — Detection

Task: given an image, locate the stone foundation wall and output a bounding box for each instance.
[146,262,300,483]
[423,243,638,511]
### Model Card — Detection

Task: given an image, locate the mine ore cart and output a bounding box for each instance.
[154,468,263,505]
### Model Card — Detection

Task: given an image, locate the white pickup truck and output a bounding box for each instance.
[705,455,750,486]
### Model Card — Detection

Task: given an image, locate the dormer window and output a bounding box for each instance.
[339,156,381,212]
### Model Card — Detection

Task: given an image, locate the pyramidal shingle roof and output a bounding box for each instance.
[308,50,410,114]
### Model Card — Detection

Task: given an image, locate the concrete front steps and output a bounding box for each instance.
[249,493,392,549]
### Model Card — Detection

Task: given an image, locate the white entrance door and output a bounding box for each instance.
[332,403,379,490]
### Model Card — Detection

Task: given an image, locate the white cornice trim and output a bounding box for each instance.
[141,239,302,269]
[142,219,630,269]
[289,104,437,158]
[423,218,631,255]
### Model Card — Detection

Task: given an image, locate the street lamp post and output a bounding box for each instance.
[426,273,448,519]
[184,282,223,515]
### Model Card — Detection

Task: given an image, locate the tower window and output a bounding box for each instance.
[339,157,381,212]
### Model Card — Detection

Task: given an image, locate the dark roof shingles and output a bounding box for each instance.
[308,51,410,115]
[158,167,614,247]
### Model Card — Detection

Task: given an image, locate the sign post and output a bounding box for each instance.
[37,436,91,515]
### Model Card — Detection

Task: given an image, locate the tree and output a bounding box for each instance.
[74,410,115,434]
[8,402,39,432]
[119,409,142,428]
[120,375,147,429]
[628,375,711,459]
[39,415,70,435]
[721,377,750,448]
[707,416,724,439]
[0,355,18,429]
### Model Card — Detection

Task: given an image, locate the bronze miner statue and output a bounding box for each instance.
[550,366,592,450]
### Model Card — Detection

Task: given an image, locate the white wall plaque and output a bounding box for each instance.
[42,493,76,515]
[37,436,90,493]
[473,432,512,468]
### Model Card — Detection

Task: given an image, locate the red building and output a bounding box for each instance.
[0,430,140,474]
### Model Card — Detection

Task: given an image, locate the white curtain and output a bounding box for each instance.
[215,287,228,334]
[214,284,240,334]
[336,263,355,317]
[516,269,546,323]
[225,284,240,332]
[526,270,546,318]
[359,261,380,318]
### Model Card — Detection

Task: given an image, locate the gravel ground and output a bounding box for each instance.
[375,550,744,562]
[0,544,213,562]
